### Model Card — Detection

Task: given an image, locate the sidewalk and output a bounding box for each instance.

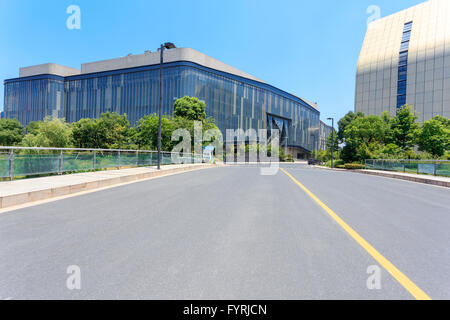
[314,165,450,188]
[357,169,450,188]
[0,163,217,209]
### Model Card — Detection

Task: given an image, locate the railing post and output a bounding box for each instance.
[9,149,14,181]
[403,160,406,173]
[59,150,63,175]
[117,151,121,169]
[93,151,97,171]
[136,151,139,167]
[434,161,437,176]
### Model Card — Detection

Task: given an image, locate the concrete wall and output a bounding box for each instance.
[20,63,81,78]
[81,48,266,83]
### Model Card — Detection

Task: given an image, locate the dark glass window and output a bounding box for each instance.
[402,31,411,42]
[397,95,406,108]
[399,52,409,66]
[396,21,413,110]
[398,71,407,81]
[397,80,407,95]
[404,22,413,32]
[400,41,410,52]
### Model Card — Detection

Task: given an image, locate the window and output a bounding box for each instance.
[398,65,408,81]
[404,21,413,32]
[400,41,410,52]
[397,95,406,108]
[396,21,413,110]
[397,81,407,95]
[402,31,411,42]
[399,52,409,66]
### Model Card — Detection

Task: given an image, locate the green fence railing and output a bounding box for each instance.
[365,159,450,177]
[0,147,204,180]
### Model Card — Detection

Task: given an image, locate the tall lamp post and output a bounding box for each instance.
[157,42,177,170]
[327,117,334,169]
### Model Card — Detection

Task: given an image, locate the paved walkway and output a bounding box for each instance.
[314,165,450,188]
[0,164,215,209]
[358,169,450,187]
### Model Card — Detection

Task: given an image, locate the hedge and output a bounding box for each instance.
[343,163,365,170]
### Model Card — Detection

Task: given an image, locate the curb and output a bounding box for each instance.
[312,165,449,188]
[0,164,219,209]
[356,169,450,188]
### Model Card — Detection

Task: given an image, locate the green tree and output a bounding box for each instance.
[71,118,101,149]
[390,105,419,150]
[26,121,41,135]
[0,118,25,146]
[125,127,139,150]
[136,115,174,151]
[337,111,364,141]
[173,96,206,121]
[341,115,388,163]
[432,115,450,129]
[326,131,339,153]
[96,112,131,149]
[416,117,450,157]
[21,118,72,148]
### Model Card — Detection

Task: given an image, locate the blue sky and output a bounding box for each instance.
[0,0,425,122]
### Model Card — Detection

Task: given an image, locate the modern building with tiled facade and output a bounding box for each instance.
[355,0,450,123]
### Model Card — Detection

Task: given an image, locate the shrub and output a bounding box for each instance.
[344,163,365,170]
[285,154,295,162]
[325,159,344,167]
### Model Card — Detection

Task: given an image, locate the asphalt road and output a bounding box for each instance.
[0,164,449,300]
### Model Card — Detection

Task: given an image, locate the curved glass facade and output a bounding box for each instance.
[4,61,320,152]
[4,76,65,124]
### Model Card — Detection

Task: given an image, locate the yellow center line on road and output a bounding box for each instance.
[280,168,431,300]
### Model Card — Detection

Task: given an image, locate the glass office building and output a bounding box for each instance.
[4,48,320,156]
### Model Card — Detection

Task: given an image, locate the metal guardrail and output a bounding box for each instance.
[0,146,204,180]
[365,159,450,177]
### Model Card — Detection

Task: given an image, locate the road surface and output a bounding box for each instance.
[0,164,449,299]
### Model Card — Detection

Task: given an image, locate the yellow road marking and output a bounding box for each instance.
[280,168,431,300]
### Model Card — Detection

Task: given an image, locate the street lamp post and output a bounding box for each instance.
[157,42,176,170]
[327,117,334,169]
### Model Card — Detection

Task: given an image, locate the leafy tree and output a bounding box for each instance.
[72,118,102,149]
[173,96,206,121]
[390,105,418,150]
[26,121,41,135]
[0,118,25,146]
[432,115,450,129]
[136,115,174,151]
[345,115,388,145]
[341,115,388,163]
[380,111,394,144]
[416,117,450,157]
[125,127,139,150]
[21,118,72,148]
[340,141,359,163]
[96,112,131,149]
[337,111,364,141]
